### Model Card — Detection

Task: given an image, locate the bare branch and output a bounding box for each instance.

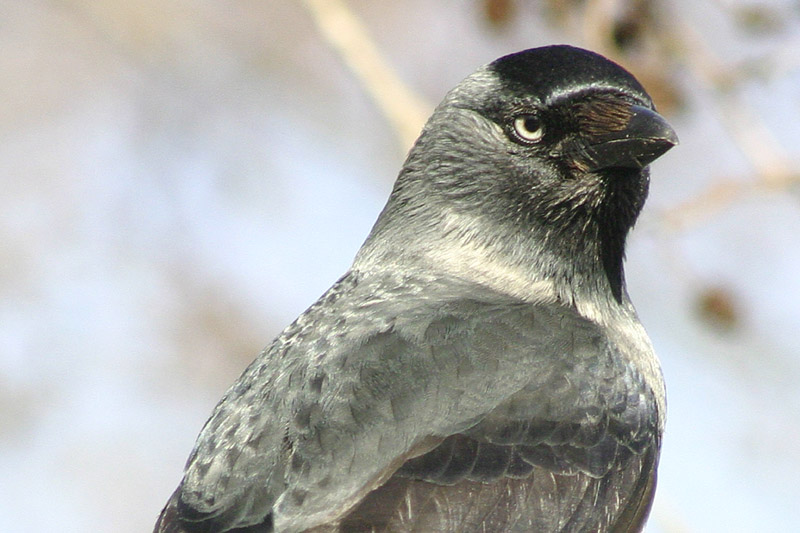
[301,0,431,151]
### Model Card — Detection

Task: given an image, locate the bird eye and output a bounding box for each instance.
[512,114,545,144]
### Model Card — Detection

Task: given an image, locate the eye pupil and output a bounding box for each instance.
[513,114,544,143]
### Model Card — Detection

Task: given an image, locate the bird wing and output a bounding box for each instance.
[156,272,660,533]
[338,371,659,532]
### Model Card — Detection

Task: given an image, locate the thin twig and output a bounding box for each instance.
[301,0,431,151]
[676,19,795,183]
[653,4,798,228]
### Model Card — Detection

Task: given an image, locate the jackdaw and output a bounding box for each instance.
[155,45,677,532]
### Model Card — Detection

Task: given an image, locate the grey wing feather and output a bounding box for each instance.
[349,307,661,533]
[157,271,661,533]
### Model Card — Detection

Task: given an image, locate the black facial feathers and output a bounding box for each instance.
[490,45,651,108]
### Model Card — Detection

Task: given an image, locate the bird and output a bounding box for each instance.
[155,45,677,533]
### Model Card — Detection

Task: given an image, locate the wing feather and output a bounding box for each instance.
[158,273,661,533]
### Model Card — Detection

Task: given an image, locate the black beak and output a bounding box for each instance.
[583,105,678,171]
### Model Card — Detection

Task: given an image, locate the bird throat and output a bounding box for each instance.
[595,168,649,303]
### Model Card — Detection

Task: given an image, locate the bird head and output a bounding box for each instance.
[360,46,677,306]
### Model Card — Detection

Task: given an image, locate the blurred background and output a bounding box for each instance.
[2,0,799,531]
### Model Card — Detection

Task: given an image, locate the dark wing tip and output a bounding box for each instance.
[154,489,187,533]
[154,487,274,533]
